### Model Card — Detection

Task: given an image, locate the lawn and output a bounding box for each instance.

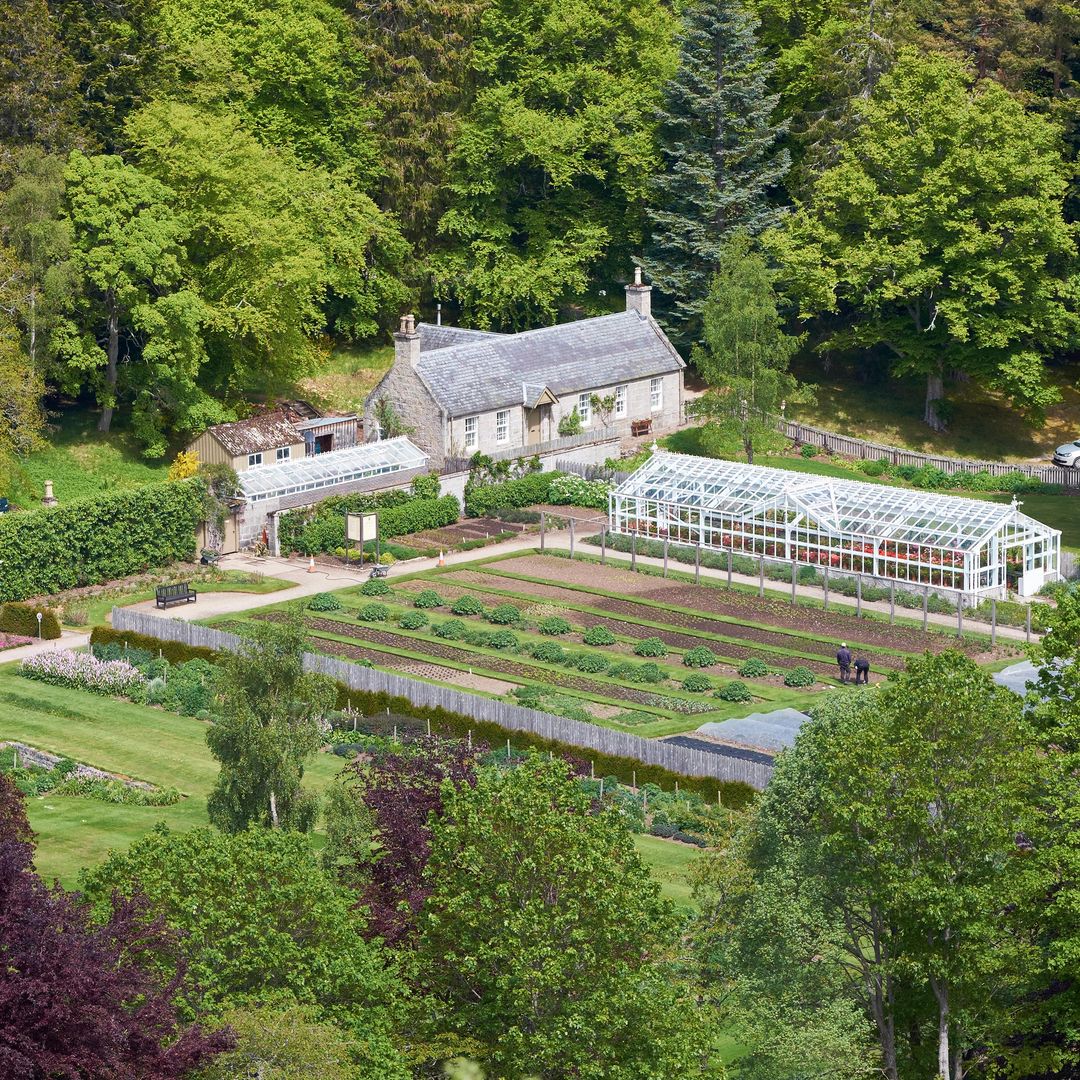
[10,405,172,508]
[0,664,342,885]
[634,833,701,910]
[297,340,394,415]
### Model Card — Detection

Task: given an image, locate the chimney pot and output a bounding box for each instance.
[625,265,651,319]
[394,312,421,366]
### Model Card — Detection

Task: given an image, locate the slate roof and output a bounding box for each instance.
[413,311,683,417]
[417,322,502,353]
[204,411,301,456]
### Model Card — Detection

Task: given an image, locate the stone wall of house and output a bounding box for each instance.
[551,372,683,438]
[364,363,446,464]
[447,405,526,458]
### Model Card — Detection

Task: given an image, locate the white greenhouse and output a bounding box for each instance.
[609,451,1061,599]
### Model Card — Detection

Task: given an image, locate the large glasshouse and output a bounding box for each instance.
[609,451,1061,598]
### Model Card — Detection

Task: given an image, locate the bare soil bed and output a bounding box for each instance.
[397,662,517,694]
[405,517,528,550]
[475,555,1015,660]
[530,505,608,524]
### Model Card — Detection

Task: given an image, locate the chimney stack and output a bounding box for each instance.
[394,312,421,366]
[625,265,651,319]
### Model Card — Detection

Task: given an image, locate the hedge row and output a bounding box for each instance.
[0,479,203,600]
[280,493,460,555]
[90,625,756,808]
[0,603,61,639]
[464,472,557,517]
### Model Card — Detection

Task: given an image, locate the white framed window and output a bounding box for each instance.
[495,409,510,444]
[650,377,663,413]
[614,384,627,419]
[276,446,291,461]
[577,393,592,427]
[247,452,263,467]
[463,415,478,450]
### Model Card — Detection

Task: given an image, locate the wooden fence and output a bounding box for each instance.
[554,458,631,483]
[111,608,773,789]
[442,426,620,475]
[781,419,1080,487]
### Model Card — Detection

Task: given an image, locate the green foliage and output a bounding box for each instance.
[738,657,769,678]
[582,624,616,646]
[683,645,718,668]
[433,619,467,640]
[306,592,343,612]
[90,625,218,666]
[53,775,182,805]
[79,826,407,1077]
[571,652,609,673]
[413,589,443,609]
[715,679,752,702]
[783,665,815,687]
[464,470,557,517]
[486,629,519,650]
[537,615,572,636]
[528,640,567,663]
[487,602,521,624]
[0,602,61,638]
[800,443,818,459]
[631,661,667,684]
[682,673,712,692]
[557,406,583,436]
[0,478,203,599]
[359,579,390,597]
[397,610,428,630]
[416,755,709,1073]
[450,594,485,616]
[634,636,669,657]
[547,473,611,509]
[410,472,442,500]
[357,603,389,622]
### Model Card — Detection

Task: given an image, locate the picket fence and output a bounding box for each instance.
[442,426,620,475]
[781,419,1080,487]
[111,608,773,789]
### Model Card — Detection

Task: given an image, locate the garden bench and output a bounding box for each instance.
[155,582,197,609]
[631,418,652,437]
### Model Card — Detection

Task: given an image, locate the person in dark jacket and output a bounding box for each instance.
[836,643,852,683]
[854,655,870,685]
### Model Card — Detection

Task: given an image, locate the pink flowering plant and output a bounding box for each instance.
[0,634,33,650]
[21,651,147,697]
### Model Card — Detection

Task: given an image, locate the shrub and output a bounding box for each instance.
[784,665,815,687]
[630,662,666,684]
[537,616,572,636]
[463,628,494,647]
[397,611,428,630]
[163,658,216,716]
[571,653,609,674]
[487,603,522,625]
[463,472,557,517]
[359,579,391,597]
[0,603,62,639]
[487,629,519,650]
[357,603,389,622]
[529,641,567,663]
[306,592,343,612]
[21,650,146,697]
[432,619,466,640]
[799,444,817,459]
[63,605,89,627]
[548,473,610,510]
[582,625,616,646]
[450,595,485,616]
[737,658,769,678]
[557,407,583,436]
[634,636,668,658]
[410,472,441,500]
[379,494,461,538]
[683,645,717,668]
[715,680,752,703]
[413,589,443,609]
[682,673,712,693]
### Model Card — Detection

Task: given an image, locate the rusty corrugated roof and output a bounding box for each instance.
[204,411,301,456]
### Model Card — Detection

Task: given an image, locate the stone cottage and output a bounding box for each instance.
[364,270,685,467]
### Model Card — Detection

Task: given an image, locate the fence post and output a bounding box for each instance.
[1026,605,1031,644]
[663,538,669,578]
[631,533,637,572]
[600,526,606,564]
[758,556,765,598]
[889,583,895,625]
[695,543,700,584]
[923,587,929,632]
[823,566,829,611]
[991,599,997,646]
[727,550,733,588]
[568,516,575,559]
[540,512,546,552]
[791,562,797,605]
[856,575,862,618]
[957,601,963,639]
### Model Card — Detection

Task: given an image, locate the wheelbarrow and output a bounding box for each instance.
[200,548,221,566]
[368,563,389,579]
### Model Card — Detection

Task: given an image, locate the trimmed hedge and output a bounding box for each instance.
[89,626,218,666]
[464,472,558,517]
[1,603,62,639]
[0,478,203,600]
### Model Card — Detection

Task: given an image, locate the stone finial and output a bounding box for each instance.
[42,480,57,507]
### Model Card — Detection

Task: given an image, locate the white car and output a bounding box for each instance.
[1053,440,1080,467]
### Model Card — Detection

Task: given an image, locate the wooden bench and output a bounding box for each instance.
[156,582,197,609]
[631,418,652,437]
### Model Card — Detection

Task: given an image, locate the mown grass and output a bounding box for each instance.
[297,340,394,415]
[633,833,701,910]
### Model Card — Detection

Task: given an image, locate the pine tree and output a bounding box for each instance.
[646,0,789,345]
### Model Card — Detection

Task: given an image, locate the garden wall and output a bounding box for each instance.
[111,608,774,790]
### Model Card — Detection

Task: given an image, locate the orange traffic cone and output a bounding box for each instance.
[307,556,316,573]
[438,550,445,568]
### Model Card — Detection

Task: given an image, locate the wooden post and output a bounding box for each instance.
[889,583,895,624]
[923,587,929,631]
[426,718,431,736]
[632,769,636,792]
[856,576,862,618]
[791,562,797,605]
[823,566,829,611]
[694,544,701,584]
[727,550,733,588]
[591,760,595,779]
[1026,605,1031,643]
[540,511,546,552]
[758,556,765,597]
[662,538,669,577]
[957,602,963,639]
[568,516,575,559]
[599,777,604,798]
[631,533,637,571]
[991,599,997,646]
[600,527,606,564]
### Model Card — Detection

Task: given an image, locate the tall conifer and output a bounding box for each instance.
[646,0,788,344]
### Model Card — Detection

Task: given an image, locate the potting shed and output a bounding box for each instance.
[609,451,1060,599]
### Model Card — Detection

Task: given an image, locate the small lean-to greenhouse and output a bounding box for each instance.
[609,451,1060,599]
